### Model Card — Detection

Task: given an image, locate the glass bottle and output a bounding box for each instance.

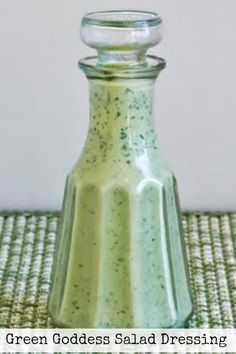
[49,10,193,328]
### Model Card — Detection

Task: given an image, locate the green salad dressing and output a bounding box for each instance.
[49,10,193,328]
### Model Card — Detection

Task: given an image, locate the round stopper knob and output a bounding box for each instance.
[80,10,163,66]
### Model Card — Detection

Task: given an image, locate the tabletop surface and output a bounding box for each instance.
[0,211,235,329]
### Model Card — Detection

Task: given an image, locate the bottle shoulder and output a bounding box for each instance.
[68,151,176,190]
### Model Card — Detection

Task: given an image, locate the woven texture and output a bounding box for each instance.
[0,211,235,329]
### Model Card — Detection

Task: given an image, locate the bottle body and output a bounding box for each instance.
[49,78,193,328]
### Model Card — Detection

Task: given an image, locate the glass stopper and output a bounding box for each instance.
[80,10,163,67]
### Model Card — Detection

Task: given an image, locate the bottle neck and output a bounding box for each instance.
[83,78,158,163]
[97,50,148,67]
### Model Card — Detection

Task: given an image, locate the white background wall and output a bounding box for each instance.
[0,0,235,210]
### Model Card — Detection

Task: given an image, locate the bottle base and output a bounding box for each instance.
[50,310,194,329]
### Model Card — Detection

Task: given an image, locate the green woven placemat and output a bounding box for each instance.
[0,211,235,329]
